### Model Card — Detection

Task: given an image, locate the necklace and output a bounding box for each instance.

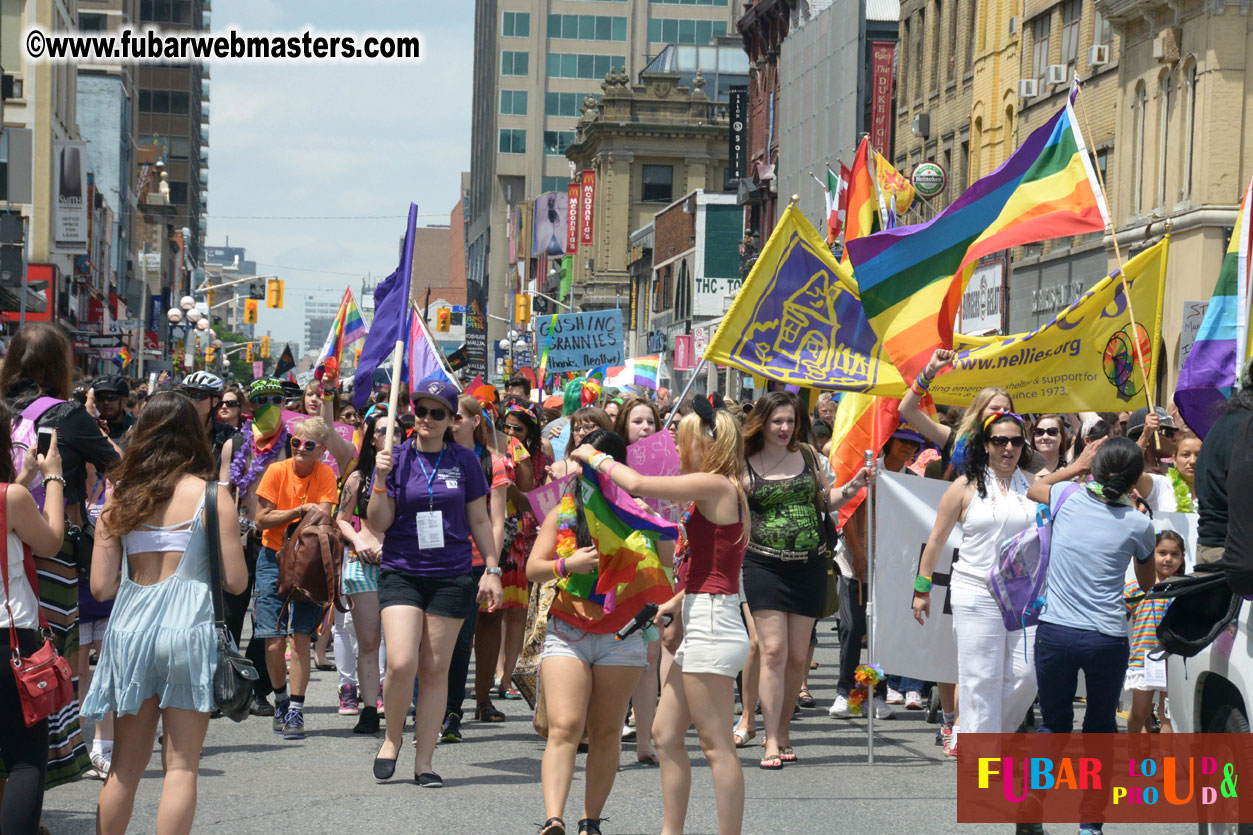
[757,446,791,475]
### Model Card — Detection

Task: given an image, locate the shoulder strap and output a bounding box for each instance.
[1050,482,1082,516]
[0,482,47,633]
[203,482,225,626]
[21,396,65,424]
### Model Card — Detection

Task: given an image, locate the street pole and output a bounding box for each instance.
[18,215,29,327]
[864,447,876,765]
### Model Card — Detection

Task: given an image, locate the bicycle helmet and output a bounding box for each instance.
[183,371,224,392]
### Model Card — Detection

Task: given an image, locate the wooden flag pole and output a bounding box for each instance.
[383,339,405,456]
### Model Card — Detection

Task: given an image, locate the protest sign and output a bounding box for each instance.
[626,431,683,522]
[281,409,355,475]
[535,310,624,373]
[527,473,576,521]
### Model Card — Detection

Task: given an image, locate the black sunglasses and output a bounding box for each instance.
[95,392,123,402]
[989,435,1026,448]
[1159,427,1178,438]
[182,389,213,402]
[290,439,319,452]
[373,425,403,437]
[250,394,284,407]
[1033,426,1060,437]
[413,405,449,421]
[220,399,241,408]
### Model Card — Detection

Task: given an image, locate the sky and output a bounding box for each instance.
[208,1,473,353]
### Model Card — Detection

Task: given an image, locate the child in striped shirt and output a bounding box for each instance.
[1123,530,1185,733]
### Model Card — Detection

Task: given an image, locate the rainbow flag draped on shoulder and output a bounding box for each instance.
[314,288,368,381]
[1174,177,1253,437]
[847,84,1110,381]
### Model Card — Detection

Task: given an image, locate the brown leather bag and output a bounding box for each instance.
[276,507,346,613]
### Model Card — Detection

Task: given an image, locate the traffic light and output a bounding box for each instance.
[436,308,450,332]
[205,346,216,365]
[206,286,217,308]
[246,343,254,362]
[515,294,531,324]
[244,298,258,324]
[260,336,271,358]
[266,278,284,308]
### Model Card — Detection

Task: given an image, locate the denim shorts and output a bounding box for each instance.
[541,616,648,668]
[377,568,476,619]
[252,546,324,638]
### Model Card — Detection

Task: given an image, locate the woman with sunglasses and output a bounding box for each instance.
[367,378,502,788]
[1029,414,1069,481]
[216,386,246,430]
[494,398,549,700]
[912,411,1037,740]
[332,412,400,734]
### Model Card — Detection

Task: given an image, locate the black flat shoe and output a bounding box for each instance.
[373,756,397,781]
[539,817,566,835]
[415,771,443,788]
[577,818,604,835]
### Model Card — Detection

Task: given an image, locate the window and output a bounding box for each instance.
[541,176,571,193]
[169,91,190,114]
[502,11,530,37]
[642,165,673,202]
[546,53,624,79]
[913,9,925,97]
[931,0,942,92]
[901,19,912,101]
[1093,9,1112,47]
[1060,0,1081,65]
[543,130,576,155]
[1157,72,1172,208]
[169,136,190,159]
[548,14,626,41]
[646,18,728,44]
[501,50,529,76]
[498,128,526,154]
[1132,82,1147,214]
[947,0,959,82]
[967,0,978,72]
[545,91,593,117]
[675,260,692,319]
[1182,61,1197,199]
[168,181,188,205]
[80,12,106,30]
[1031,16,1051,84]
[500,90,528,115]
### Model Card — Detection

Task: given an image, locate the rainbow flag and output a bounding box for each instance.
[847,85,1109,382]
[840,137,879,263]
[315,288,368,382]
[597,355,661,390]
[829,393,898,526]
[113,347,131,370]
[1174,177,1253,437]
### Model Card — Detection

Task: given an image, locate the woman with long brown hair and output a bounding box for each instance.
[82,392,247,835]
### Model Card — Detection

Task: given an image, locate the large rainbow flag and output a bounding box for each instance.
[846,85,1109,382]
[828,393,900,526]
[314,287,368,382]
[1174,177,1253,437]
[594,355,661,390]
[840,137,879,263]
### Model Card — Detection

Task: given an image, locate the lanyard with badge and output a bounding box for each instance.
[414,446,446,550]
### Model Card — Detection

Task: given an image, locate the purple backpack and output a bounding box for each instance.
[988,482,1080,631]
[11,397,64,510]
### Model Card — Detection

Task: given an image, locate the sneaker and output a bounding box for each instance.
[273,699,290,734]
[872,696,894,720]
[281,707,305,740]
[339,684,360,716]
[621,723,636,741]
[943,724,959,758]
[440,712,462,743]
[904,691,925,710]
[828,694,851,719]
[250,693,273,717]
[885,687,905,705]
[87,751,111,779]
[353,706,380,735]
[377,697,385,715]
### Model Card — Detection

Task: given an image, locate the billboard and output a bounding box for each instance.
[533,191,569,257]
[53,140,88,253]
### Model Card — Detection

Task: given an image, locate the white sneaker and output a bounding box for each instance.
[904,690,925,710]
[873,696,894,719]
[885,687,904,705]
[88,751,111,779]
[828,694,851,718]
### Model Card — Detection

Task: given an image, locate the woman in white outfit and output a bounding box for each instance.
[912,411,1037,738]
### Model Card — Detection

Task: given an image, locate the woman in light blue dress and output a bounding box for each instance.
[82,392,247,835]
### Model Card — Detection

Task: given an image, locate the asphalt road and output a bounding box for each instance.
[43,631,1190,835]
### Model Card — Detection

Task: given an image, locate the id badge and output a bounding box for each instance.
[415,511,445,550]
[1143,651,1168,690]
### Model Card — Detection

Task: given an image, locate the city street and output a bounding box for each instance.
[45,635,1184,835]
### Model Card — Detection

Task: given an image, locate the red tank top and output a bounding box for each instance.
[677,506,744,596]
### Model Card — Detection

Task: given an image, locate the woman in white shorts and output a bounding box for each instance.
[527,429,674,835]
[571,401,750,835]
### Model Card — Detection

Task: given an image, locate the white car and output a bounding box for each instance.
[1165,602,1250,835]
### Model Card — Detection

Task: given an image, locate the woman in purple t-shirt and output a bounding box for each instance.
[366,379,502,789]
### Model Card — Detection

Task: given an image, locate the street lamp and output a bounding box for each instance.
[167,296,208,371]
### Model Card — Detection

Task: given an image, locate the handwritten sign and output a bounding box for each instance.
[1179,300,1209,366]
[527,473,576,521]
[534,310,624,372]
[281,409,356,475]
[626,431,684,522]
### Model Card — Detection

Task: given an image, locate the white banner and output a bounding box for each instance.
[53,140,88,253]
[871,471,1200,685]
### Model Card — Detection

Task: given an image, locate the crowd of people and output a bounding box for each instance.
[0,324,1247,835]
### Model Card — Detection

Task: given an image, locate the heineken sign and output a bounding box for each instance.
[911,162,947,198]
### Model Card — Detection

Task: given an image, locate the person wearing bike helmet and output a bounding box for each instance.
[182,371,238,472]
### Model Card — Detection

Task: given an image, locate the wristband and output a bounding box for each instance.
[372,483,388,494]
[558,558,568,578]
[913,575,933,593]
[43,475,66,488]
[552,561,563,580]
[603,461,618,477]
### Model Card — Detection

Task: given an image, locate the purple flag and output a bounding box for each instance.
[352,203,419,410]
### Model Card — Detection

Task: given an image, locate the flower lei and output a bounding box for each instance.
[847,664,885,716]
[1168,467,1195,513]
[672,501,696,574]
[556,494,578,563]
[229,419,289,492]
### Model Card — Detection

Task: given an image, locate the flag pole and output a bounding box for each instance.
[864,447,876,765]
[1074,80,1157,418]
[661,356,707,431]
[383,339,404,456]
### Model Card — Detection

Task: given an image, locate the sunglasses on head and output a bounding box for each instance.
[413,404,449,421]
[1033,426,1060,437]
[182,389,213,402]
[989,435,1026,448]
[291,439,319,452]
[251,394,284,407]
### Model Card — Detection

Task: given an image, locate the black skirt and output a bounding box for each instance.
[741,548,826,617]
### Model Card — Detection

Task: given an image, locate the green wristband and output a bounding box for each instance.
[913,575,933,594]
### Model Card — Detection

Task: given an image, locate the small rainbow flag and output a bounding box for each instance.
[597,355,661,390]
[315,288,368,382]
[113,347,131,370]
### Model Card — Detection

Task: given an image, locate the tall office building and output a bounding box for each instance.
[465,0,744,372]
[136,0,208,264]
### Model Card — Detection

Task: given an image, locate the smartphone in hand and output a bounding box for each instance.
[37,426,54,457]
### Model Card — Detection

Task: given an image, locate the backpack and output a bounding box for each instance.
[1147,568,1243,658]
[988,482,1080,632]
[276,506,346,613]
[11,397,65,510]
